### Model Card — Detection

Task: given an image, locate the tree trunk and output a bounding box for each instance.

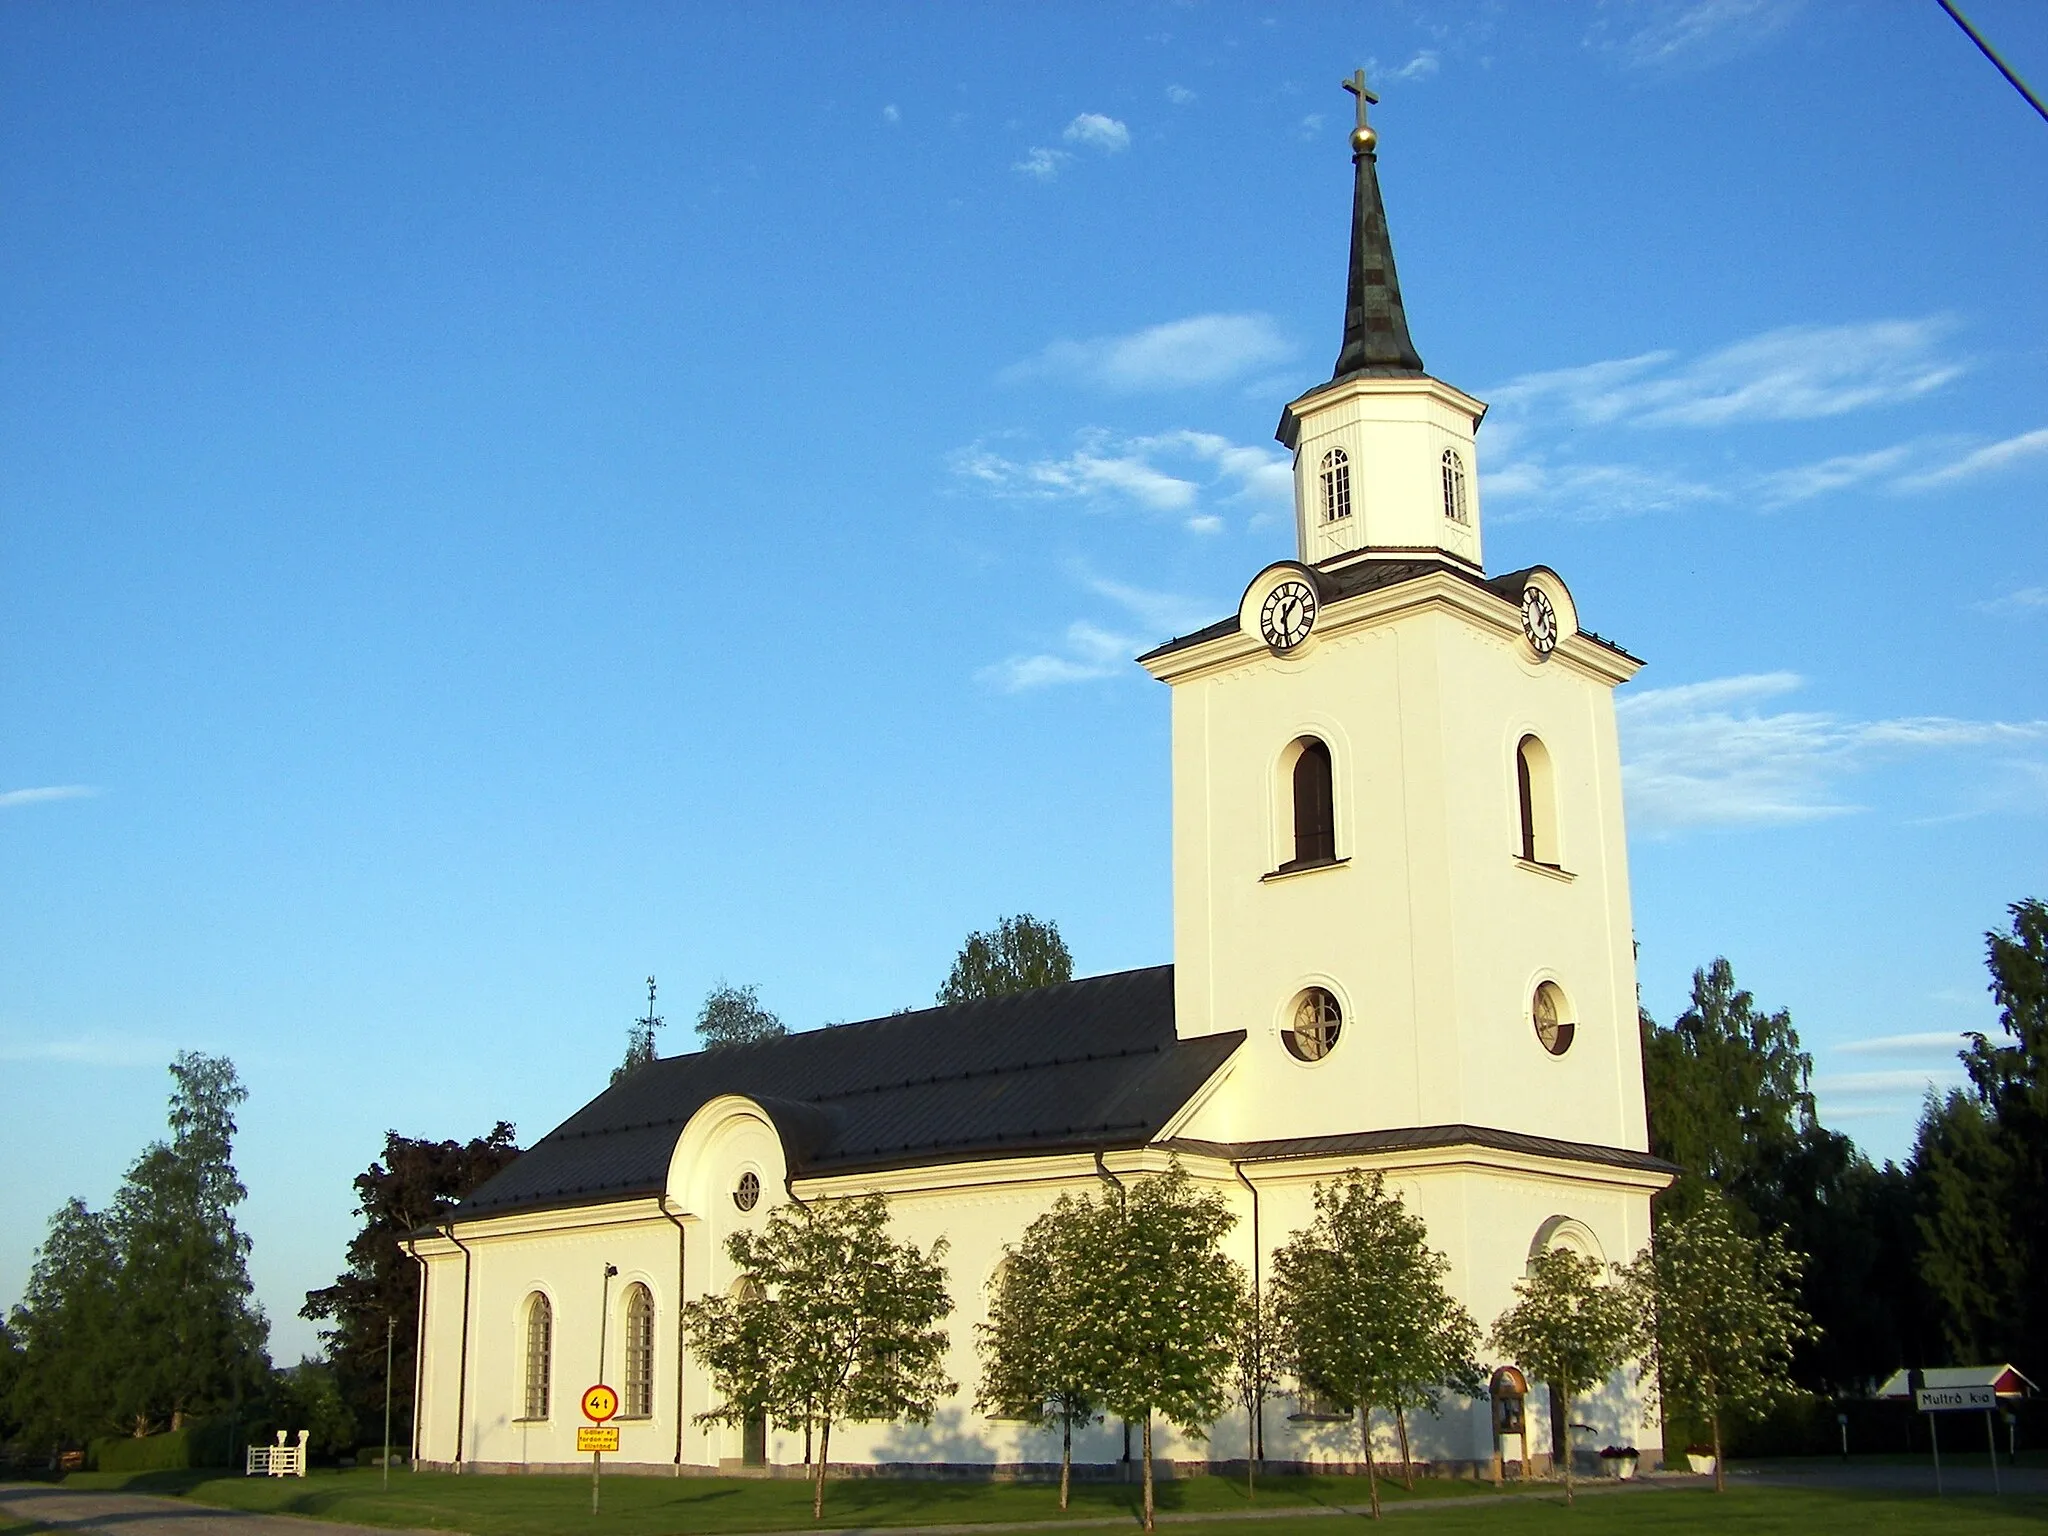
[1061,1413,1072,1511]
[812,1418,831,1520]
[1360,1405,1381,1520]
[1396,1406,1413,1491]
[1141,1414,1155,1532]
[1559,1390,1574,1507]
[1711,1410,1725,1495]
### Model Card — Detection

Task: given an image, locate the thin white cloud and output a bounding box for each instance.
[1896,426,2048,492]
[1166,84,1197,105]
[1483,459,1721,521]
[1080,573,1214,638]
[1617,672,2048,835]
[1754,446,1913,508]
[1834,1031,1973,1058]
[1812,1068,1964,1097]
[1591,0,1800,72]
[1391,51,1441,82]
[1,785,98,809]
[951,428,1287,533]
[1013,146,1071,181]
[1063,113,1131,154]
[978,620,1146,693]
[1977,585,2048,616]
[1298,113,1325,141]
[1003,313,1295,392]
[1489,320,1963,432]
[0,1034,167,1067]
[881,104,901,124]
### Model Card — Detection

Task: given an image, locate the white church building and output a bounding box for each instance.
[407,80,1671,1479]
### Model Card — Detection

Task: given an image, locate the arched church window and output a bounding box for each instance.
[1516,735,1559,867]
[1441,448,1468,523]
[1320,448,1352,523]
[522,1292,552,1420]
[1532,981,1575,1056]
[1285,738,1337,870]
[1285,987,1343,1062]
[622,1283,655,1417]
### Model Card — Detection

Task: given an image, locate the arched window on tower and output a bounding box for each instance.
[1320,448,1352,523]
[522,1292,552,1420]
[1285,738,1337,870]
[622,1283,655,1417]
[1441,448,1469,524]
[1516,734,1559,867]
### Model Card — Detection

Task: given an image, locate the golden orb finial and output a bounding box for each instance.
[1350,124,1377,153]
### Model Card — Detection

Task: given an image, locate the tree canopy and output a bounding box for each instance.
[300,1120,521,1450]
[683,1193,953,1520]
[696,982,788,1050]
[937,914,1073,1004]
[975,1220,1097,1508]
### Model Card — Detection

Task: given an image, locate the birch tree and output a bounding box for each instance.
[974,1212,1097,1509]
[1627,1190,1813,1492]
[1487,1246,1642,1506]
[1268,1172,1481,1518]
[683,1193,953,1519]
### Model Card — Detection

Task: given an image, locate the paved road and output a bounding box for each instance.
[0,1484,440,1536]
[1738,1459,2048,1497]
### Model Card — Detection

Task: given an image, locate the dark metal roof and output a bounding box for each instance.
[1166,1123,1678,1176]
[1332,135,1424,381]
[454,966,1244,1221]
[1137,559,1640,667]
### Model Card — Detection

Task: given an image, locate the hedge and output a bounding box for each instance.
[90,1418,237,1472]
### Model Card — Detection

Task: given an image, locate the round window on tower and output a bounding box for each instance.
[1532,981,1575,1056]
[1284,987,1343,1062]
[733,1170,761,1212]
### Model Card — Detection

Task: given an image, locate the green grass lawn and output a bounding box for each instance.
[33,1468,2048,1536]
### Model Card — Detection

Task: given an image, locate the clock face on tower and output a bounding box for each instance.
[1521,585,1558,658]
[1259,579,1317,651]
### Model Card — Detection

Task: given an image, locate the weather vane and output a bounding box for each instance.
[1341,68,1378,153]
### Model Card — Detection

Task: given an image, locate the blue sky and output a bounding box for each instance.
[4,2,2044,1363]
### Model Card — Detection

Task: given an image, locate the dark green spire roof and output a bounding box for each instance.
[1331,74,1424,380]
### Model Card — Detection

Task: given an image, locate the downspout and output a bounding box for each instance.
[407,1238,430,1470]
[657,1198,688,1475]
[442,1224,475,1474]
[1232,1161,1263,1464]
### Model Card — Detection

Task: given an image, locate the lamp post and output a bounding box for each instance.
[594,1264,618,1516]
[383,1315,395,1491]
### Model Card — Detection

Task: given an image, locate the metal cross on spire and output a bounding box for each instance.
[1341,68,1379,153]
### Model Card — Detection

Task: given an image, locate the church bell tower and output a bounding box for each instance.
[1141,74,1651,1160]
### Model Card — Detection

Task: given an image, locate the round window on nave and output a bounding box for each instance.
[1285,987,1343,1061]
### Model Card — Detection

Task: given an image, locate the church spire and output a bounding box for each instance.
[1331,69,1424,380]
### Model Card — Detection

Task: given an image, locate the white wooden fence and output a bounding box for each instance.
[245,1429,309,1477]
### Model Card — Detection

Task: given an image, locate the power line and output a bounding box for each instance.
[1936,0,2048,128]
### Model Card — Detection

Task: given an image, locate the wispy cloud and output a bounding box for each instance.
[1,785,98,810]
[1013,146,1071,181]
[978,574,1210,693]
[1753,446,1913,508]
[1589,0,1801,72]
[1387,50,1441,82]
[1896,426,2048,491]
[1063,113,1131,154]
[1166,84,1197,106]
[1483,459,1722,522]
[1811,1067,1963,1097]
[1617,672,2048,834]
[0,1034,167,1067]
[952,428,1288,534]
[1834,1031,1974,1058]
[1002,313,1294,393]
[1978,585,2048,616]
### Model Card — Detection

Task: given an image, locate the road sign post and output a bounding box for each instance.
[1916,1384,2001,1498]
[583,1383,619,1515]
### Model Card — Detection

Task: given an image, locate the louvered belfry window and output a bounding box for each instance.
[622,1284,655,1417]
[523,1293,552,1420]
[1320,448,1352,522]
[1291,739,1336,868]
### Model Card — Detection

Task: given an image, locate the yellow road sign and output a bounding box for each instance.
[581,1383,618,1422]
[577,1425,620,1453]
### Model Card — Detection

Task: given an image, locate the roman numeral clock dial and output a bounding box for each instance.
[1259,578,1317,652]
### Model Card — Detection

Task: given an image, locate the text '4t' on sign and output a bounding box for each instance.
[582,1384,618,1422]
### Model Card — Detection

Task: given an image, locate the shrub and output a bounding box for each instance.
[88,1418,236,1472]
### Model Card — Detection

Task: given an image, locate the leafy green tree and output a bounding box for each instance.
[1627,1189,1814,1492]
[0,1316,22,1443]
[1268,1173,1481,1517]
[683,1193,953,1520]
[1228,1283,1282,1496]
[302,1120,521,1448]
[613,976,665,1084]
[106,1053,270,1434]
[8,1198,121,1448]
[1917,897,2047,1368]
[274,1357,359,1461]
[696,982,788,1050]
[974,1222,1096,1509]
[1487,1247,1642,1506]
[1066,1161,1238,1533]
[938,915,1073,1004]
